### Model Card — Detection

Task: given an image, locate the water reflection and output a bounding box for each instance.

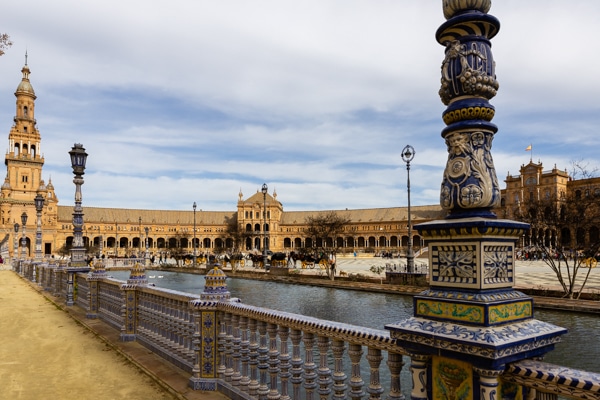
[110,270,600,372]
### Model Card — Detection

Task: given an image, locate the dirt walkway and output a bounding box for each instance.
[0,271,176,400]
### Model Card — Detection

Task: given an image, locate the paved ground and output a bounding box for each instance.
[326,255,600,293]
[0,271,228,400]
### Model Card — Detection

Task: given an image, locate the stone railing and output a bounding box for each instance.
[104,257,144,269]
[16,260,600,400]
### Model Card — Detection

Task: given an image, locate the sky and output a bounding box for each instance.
[1,1,599,212]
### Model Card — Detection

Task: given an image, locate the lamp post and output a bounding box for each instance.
[34,193,44,262]
[401,144,415,273]
[69,143,88,267]
[261,183,268,268]
[13,223,19,273]
[145,227,150,266]
[193,202,197,267]
[115,222,118,257]
[21,212,28,277]
[138,216,142,258]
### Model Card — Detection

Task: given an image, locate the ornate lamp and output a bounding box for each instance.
[261,183,268,268]
[34,193,44,261]
[193,202,197,267]
[68,143,88,267]
[13,222,19,272]
[401,145,415,273]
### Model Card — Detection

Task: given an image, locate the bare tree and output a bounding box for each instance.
[0,33,12,57]
[515,171,600,298]
[223,213,249,253]
[305,211,350,280]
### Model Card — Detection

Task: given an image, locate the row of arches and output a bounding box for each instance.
[62,233,424,256]
[281,235,423,251]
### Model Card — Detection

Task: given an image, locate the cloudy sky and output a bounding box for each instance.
[1,1,599,212]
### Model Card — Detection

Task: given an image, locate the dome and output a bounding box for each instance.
[15,65,36,97]
[201,267,231,301]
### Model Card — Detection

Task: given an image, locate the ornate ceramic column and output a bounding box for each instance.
[189,267,235,391]
[386,3,567,400]
[119,262,148,341]
[437,0,500,219]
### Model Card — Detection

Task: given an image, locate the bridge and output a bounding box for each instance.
[7,258,600,400]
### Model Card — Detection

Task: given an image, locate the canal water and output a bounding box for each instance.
[110,270,600,373]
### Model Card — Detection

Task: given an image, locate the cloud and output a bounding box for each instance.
[1,0,599,212]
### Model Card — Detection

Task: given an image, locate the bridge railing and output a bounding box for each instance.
[203,301,407,400]
[20,261,600,400]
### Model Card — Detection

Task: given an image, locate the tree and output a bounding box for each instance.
[0,34,12,57]
[305,211,350,280]
[223,213,249,253]
[514,164,600,299]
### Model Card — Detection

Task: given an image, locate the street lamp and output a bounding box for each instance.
[21,212,28,278]
[115,222,118,257]
[13,223,19,272]
[193,202,197,267]
[261,183,268,268]
[145,226,150,266]
[69,143,88,267]
[138,216,142,258]
[401,144,415,273]
[34,193,44,262]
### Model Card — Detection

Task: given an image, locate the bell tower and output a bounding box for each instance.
[5,55,45,201]
[0,56,58,259]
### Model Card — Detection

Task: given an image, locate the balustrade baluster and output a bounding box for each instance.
[189,303,202,385]
[217,311,227,379]
[267,323,281,400]
[224,312,234,382]
[366,347,384,400]
[278,326,291,400]
[239,316,251,392]
[331,339,347,400]
[289,329,303,400]
[348,344,365,400]
[257,320,270,400]
[409,354,429,400]
[303,332,317,400]
[248,318,260,396]
[231,314,242,387]
[475,368,503,400]
[386,353,405,400]
[317,335,332,399]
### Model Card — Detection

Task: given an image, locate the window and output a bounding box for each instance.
[21,175,28,183]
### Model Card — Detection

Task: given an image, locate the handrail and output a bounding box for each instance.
[503,359,600,400]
